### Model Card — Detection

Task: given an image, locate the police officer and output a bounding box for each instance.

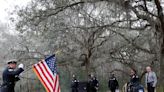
[0,59,24,92]
[87,74,99,92]
[108,74,119,92]
[127,69,139,92]
[127,69,144,92]
[71,75,79,92]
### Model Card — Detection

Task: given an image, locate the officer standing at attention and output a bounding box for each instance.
[145,66,157,92]
[71,74,79,92]
[0,59,24,92]
[87,74,99,92]
[108,74,119,92]
[92,76,99,92]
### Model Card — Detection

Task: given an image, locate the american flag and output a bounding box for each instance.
[33,54,61,92]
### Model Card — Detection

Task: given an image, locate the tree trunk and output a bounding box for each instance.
[86,59,90,79]
[160,40,164,89]
[86,48,92,79]
[154,0,164,89]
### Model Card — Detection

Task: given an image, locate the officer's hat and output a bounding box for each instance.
[7,59,17,64]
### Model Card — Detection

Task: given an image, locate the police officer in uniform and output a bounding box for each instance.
[71,75,79,92]
[0,59,24,92]
[127,69,139,92]
[108,74,119,92]
[87,74,99,92]
[127,69,144,92]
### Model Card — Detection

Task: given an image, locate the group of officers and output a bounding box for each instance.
[71,66,157,92]
[0,59,157,92]
[71,74,118,92]
[71,74,99,92]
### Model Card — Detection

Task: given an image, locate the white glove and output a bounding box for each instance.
[18,63,24,69]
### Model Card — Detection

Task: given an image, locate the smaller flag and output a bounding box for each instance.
[33,54,61,92]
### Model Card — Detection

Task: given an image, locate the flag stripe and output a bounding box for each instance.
[34,65,53,92]
[43,61,55,77]
[39,62,54,86]
[53,76,58,92]
[33,65,51,92]
[41,61,54,81]
[38,63,54,89]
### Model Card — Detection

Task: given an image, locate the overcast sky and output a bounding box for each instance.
[0,0,31,23]
[0,0,31,34]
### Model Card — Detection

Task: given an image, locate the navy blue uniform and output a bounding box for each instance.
[127,74,144,92]
[0,67,24,92]
[87,78,99,92]
[71,78,79,92]
[108,77,119,92]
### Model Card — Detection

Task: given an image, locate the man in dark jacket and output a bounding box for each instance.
[127,69,144,92]
[0,60,24,92]
[71,75,79,92]
[108,74,119,92]
[87,74,99,92]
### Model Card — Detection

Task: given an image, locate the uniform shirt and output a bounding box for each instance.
[92,78,99,88]
[130,74,139,84]
[88,78,99,92]
[127,74,140,92]
[1,67,24,92]
[71,78,79,88]
[145,71,157,87]
[108,77,119,89]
